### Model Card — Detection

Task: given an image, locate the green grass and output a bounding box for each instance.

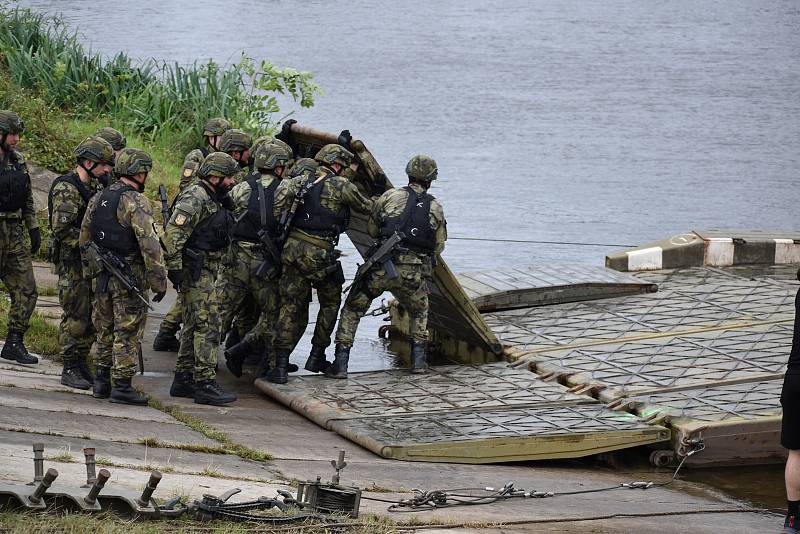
[0,294,60,355]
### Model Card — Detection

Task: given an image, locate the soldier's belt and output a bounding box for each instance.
[288,229,333,249]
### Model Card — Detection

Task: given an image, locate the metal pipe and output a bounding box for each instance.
[83,447,97,485]
[32,443,44,482]
[83,468,110,505]
[29,468,58,504]
[136,471,162,507]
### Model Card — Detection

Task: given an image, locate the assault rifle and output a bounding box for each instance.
[254,180,282,280]
[87,241,153,311]
[343,231,405,294]
[158,184,170,231]
[277,174,326,245]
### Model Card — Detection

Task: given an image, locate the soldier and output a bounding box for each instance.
[0,110,39,365]
[80,148,167,404]
[153,117,231,352]
[94,127,127,160]
[48,136,115,388]
[220,143,293,379]
[218,128,253,178]
[333,155,446,377]
[269,144,372,384]
[164,152,237,405]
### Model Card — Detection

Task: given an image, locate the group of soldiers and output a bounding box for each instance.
[0,111,447,407]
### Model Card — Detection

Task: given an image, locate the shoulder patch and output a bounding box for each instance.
[174,213,187,226]
[183,168,193,177]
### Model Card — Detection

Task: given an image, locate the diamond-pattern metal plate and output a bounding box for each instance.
[531,323,793,394]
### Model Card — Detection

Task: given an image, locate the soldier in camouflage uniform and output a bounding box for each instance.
[164,152,237,405]
[94,127,126,160]
[218,128,253,181]
[333,155,447,377]
[48,136,115,388]
[153,117,231,352]
[0,111,39,365]
[269,144,372,384]
[80,148,167,404]
[220,143,294,379]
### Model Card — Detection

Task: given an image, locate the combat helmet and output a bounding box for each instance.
[94,127,127,151]
[114,148,152,177]
[254,143,291,172]
[74,136,115,165]
[218,128,253,153]
[405,155,437,181]
[0,110,24,135]
[314,144,353,169]
[198,152,239,179]
[289,157,318,178]
[203,117,232,137]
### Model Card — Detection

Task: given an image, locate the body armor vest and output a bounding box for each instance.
[379,186,437,254]
[47,172,91,228]
[0,153,31,212]
[293,176,349,238]
[231,175,280,243]
[89,184,139,256]
[186,182,232,252]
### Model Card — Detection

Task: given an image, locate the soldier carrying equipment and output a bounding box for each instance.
[344,231,405,294]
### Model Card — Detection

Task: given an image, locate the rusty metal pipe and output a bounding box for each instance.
[32,443,44,482]
[29,468,58,504]
[83,469,110,505]
[83,447,97,485]
[136,471,162,507]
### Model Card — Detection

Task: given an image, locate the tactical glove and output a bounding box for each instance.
[337,129,352,149]
[28,227,41,255]
[152,291,167,303]
[167,269,184,291]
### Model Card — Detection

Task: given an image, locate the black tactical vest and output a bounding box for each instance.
[231,174,280,243]
[379,186,437,254]
[186,182,232,252]
[0,153,31,212]
[293,175,349,238]
[47,172,92,229]
[89,184,139,256]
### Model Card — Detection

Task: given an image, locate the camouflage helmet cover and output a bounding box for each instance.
[74,136,115,165]
[94,127,127,151]
[198,152,239,179]
[251,135,274,156]
[203,117,232,137]
[0,110,24,134]
[405,154,438,181]
[314,144,353,168]
[254,142,291,171]
[289,157,318,178]
[218,128,253,153]
[114,147,152,177]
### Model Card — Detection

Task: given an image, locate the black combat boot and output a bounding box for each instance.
[169,371,195,398]
[1,330,37,365]
[152,330,180,352]
[224,338,254,378]
[324,344,350,379]
[76,356,94,384]
[410,341,429,374]
[61,358,91,390]
[110,377,149,405]
[255,354,271,380]
[304,345,332,373]
[243,340,264,366]
[93,366,111,399]
[266,350,291,384]
[193,379,237,405]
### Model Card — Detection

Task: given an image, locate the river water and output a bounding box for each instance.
[17,0,800,510]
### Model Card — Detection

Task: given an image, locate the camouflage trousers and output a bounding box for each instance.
[56,258,95,362]
[216,243,278,349]
[93,264,148,379]
[336,262,429,347]
[158,294,182,335]
[0,220,37,334]
[175,256,222,381]
[274,236,344,352]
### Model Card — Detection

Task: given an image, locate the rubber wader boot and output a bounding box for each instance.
[304,344,331,373]
[410,341,429,374]
[224,339,253,378]
[1,330,37,364]
[153,330,180,352]
[110,377,148,405]
[169,371,194,398]
[93,366,111,399]
[61,358,91,390]
[324,344,350,379]
[266,350,291,384]
[77,356,94,384]
[193,379,237,405]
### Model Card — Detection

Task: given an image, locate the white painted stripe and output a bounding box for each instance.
[704,238,734,267]
[627,247,663,271]
[774,239,800,264]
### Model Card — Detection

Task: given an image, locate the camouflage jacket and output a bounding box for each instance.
[179,147,209,192]
[368,183,447,259]
[79,181,167,293]
[274,166,373,240]
[0,148,37,229]
[163,180,224,271]
[49,171,100,258]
